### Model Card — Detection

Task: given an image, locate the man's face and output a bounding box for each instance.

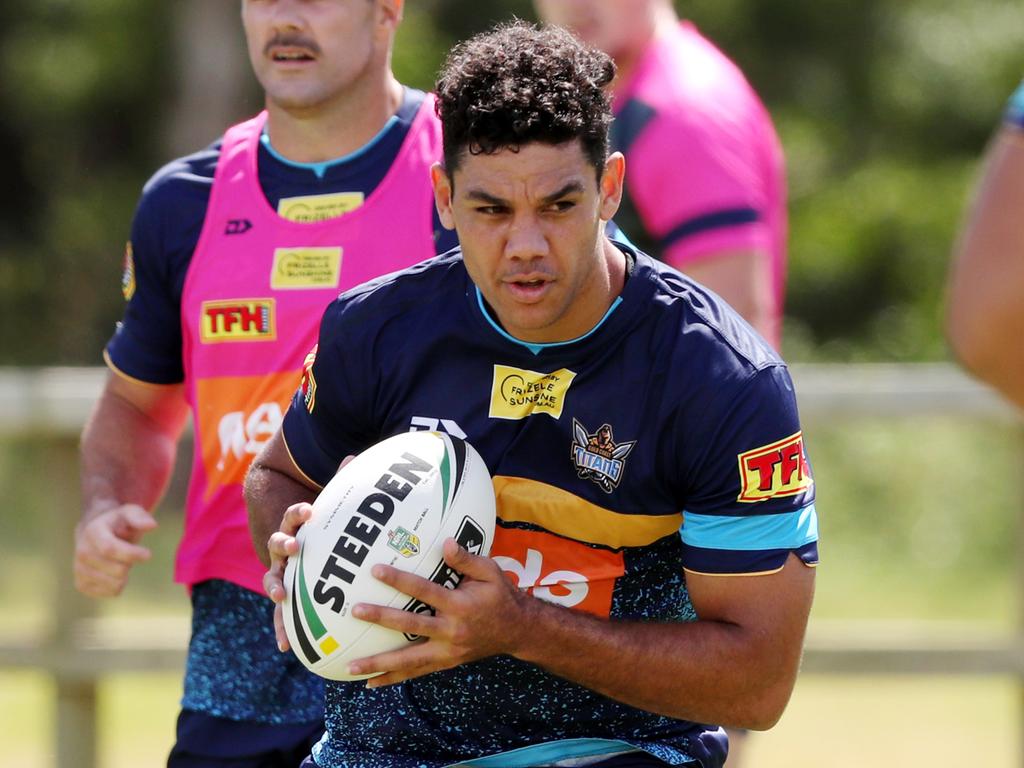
[533,0,658,60]
[242,0,388,112]
[432,141,624,344]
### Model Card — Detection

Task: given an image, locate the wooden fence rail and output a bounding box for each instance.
[1,365,1021,767]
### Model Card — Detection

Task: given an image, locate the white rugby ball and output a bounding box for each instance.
[282,430,495,681]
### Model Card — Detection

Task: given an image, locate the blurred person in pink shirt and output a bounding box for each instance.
[535,0,787,351]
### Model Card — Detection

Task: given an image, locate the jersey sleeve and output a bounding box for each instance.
[104,150,216,383]
[677,364,818,575]
[624,100,778,270]
[281,301,378,487]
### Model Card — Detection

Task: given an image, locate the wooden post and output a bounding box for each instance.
[48,435,98,768]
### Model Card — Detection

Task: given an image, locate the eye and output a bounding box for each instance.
[476,205,509,216]
[547,200,576,213]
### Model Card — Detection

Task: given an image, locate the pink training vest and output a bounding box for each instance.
[178,100,442,594]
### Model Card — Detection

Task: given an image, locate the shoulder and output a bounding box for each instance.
[638,250,782,377]
[630,23,769,133]
[320,250,467,340]
[136,139,221,221]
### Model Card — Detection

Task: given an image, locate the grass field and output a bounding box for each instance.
[3,414,1024,766]
[2,671,1019,766]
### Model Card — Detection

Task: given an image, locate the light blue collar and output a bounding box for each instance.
[475,287,623,355]
[259,115,399,179]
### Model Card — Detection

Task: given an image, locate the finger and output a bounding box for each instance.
[338,454,356,471]
[117,505,158,537]
[74,562,129,597]
[267,530,300,560]
[370,563,453,609]
[281,503,313,536]
[273,601,290,652]
[365,661,441,689]
[79,530,151,568]
[351,602,441,638]
[347,639,438,679]
[441,538,496,581]
[264,567,287,603]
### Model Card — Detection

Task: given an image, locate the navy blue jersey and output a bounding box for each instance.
[108,88,457,384]
[282,245,817,768]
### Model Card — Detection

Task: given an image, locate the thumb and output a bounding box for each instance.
[119,505,158,536]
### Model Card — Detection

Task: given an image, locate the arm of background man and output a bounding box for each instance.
[76,371,188,596]
[512,552,814,730]
[680,248,776,343]
[946,127,1024,408]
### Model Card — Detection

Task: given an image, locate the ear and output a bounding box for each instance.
[378,0,403,33]
[598,152,625,222]
[431,163,456,231]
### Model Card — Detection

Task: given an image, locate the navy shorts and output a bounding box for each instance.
[168,709,323,768]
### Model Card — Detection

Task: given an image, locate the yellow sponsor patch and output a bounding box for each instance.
[200,299,276,343]
[737,431,813,503]
[489,365,576,420]
[278,192,365,222]
[121,242,136,301]
[271,247,342,289]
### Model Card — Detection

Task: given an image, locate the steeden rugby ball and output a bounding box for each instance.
[282,430,496,680]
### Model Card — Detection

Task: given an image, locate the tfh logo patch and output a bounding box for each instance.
[571,419,636,493]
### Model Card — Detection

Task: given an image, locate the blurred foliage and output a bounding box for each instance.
[0,0,1022,363]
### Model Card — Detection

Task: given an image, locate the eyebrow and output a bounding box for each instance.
[463,180,586,207]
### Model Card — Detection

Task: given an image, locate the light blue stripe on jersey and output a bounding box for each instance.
[476,287,623,355]
[1005,81,1024,129]
[445,738,650,768]
[681,504,818,551]
[260,115,399,178]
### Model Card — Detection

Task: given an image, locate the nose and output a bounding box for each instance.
[269,0,305,30]
[504,213,550,262]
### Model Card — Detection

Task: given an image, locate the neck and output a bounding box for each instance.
[613,3,679,91]
[263,73,404,163]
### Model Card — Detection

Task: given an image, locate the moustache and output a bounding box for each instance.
[263,32,322,56]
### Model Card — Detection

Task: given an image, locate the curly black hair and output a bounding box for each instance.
[434,21,616,178]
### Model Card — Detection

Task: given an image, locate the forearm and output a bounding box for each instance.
[510,596,796,729]
[244,460,318,567]
[79,387,183,521]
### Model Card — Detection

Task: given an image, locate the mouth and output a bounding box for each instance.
[503,275,553,302]
[269,48,317,63]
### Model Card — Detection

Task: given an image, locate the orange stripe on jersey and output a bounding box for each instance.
[492,475,681,549]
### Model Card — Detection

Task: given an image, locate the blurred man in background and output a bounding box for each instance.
[74,1,453,765]
[534,0,787,351]
[946,81,1024,409]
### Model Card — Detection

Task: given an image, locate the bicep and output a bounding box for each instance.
[677,248,775,339]
[90,372,188,439]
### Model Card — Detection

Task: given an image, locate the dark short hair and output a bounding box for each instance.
[434,21,616,178]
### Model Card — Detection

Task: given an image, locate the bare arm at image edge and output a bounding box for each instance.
[946,127,1024,408]
[75,365,188,597]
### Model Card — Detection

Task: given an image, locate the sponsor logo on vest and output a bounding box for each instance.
[271,247,342,289]
[200,299,276,343]
[737,431,814,503]
[401,516,486,640]
[224,218,253,235]
[278,192,365,222]
[217,402,283,471]
[314,452,433,614]
[571,419,636,493]
[121,242,135,301]
[489,365,576,420]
